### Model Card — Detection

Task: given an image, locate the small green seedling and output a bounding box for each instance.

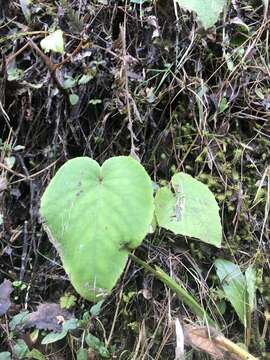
[215,259,258,329]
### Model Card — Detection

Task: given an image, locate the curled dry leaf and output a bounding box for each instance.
[24,303,73,332]
[0,279,13,315]
[184,324,225,359]
[183,324,257,360]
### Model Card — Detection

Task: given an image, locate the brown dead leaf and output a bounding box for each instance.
[183,324,242,360]
[0,279,13,316]
[24,303,73,331]
[183,324,225,359]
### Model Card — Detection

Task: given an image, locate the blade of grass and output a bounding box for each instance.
[129,253,215,326]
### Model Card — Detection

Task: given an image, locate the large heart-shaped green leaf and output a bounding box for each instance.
[154,173,222,247]
[177,0,226,29]
[40,156,154,302]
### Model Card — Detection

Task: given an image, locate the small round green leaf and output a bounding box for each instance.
[60,293,77,309]
[40,156,154,302]
[177,0,226,29]
[154,173,222,247]
[40,30,64,54]
[69,94,79,106]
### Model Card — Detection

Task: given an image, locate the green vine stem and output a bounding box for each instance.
[129,253,215,326]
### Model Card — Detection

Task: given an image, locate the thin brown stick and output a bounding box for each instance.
[0,162,25,178]
[1,158,60,183]
[27,38,67,95]
[54,39,84,69]
[6,42,31,65]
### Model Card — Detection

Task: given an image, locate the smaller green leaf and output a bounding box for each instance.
[62,318,79,332]
[78,74,93,85]
[85,333,102,349]
[41,330,67,345]
[215,259,247,326]
[76,348,88,360]
[9,311,29,330]
[41,318,78,344]
[5,156,16,169]
[63,76,77,89]
[12,280,26,290]
[245,266,257,312]
[69,94,79,106]
[90,300,104,317]
[40,30,64,54]
[85,334,110,358]
[0,352,11,360]
[177,0,226,29]
[155,173,222,247]
[79,311,90,328]
[60,293,77,309]
[13,339,29,359]
[7,68,24,81]
[26,349,46,360]
[219,97,229,113]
